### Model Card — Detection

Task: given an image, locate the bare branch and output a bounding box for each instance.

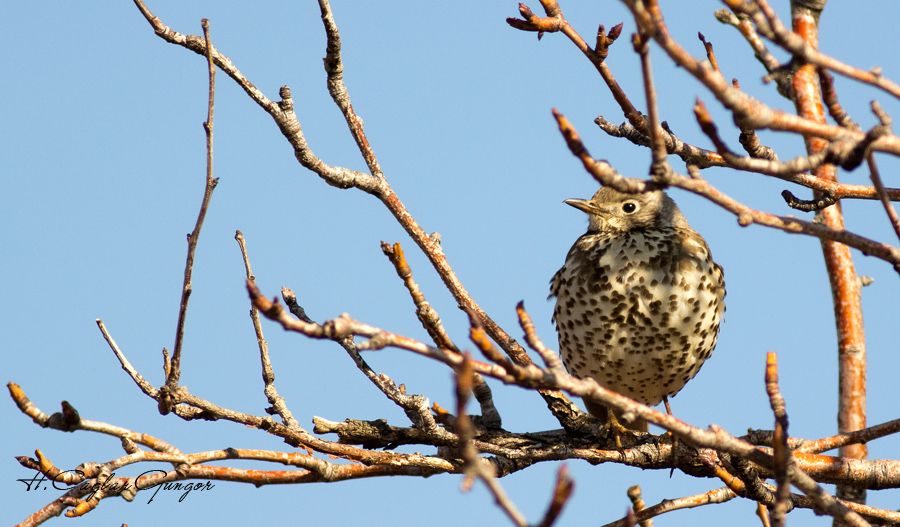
[508,3,645,129]
[796,419,900,454]
[756,502,773,527]
[95,320,158,398]
[132,0,381,193]
[626,485,653,527]
[381,240,501,428]
[248,282,900,487]
[738,0,900,99]
[784,1,869,511]
[317,0,383,180]
[455,354,527,527]
[235,230,299,429]
[516,302,564,372]
[868,154,900,241]
[536,465,575,527]
[731,78,778,160]
[381,241,457,351]
[619,0,900,157]
[866,105,900,241]
[280,287,445,434]
[714,8,780,74]
[781,189,837,212]
[595,115,726,168]
[553,109,657,193]
[765,352,791,527]
[166,17,219,392]
[697,32,719,73]
[819,69,860,130]
[601,486,736,527]
[633,32,670,178]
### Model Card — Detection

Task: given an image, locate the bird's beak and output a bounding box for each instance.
[564,198,598,215]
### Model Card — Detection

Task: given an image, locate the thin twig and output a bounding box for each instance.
[381,241,457,350]
[866,104,900,242]
[697,32,719,73]
[795,418,900,454]
[781,190,836,212]
[626,485,653,527]
[132,0,381,192]
[601,486,737,527]
[456,353,479,491]
[9,389,457,523]
[507,3,645,129]
[694,98,862,179]
[732,79,778,160]
[8,383,179,453]
[235,230,299,429]
[553,109,656,194]
[381,241,501,428]
[819,69,860,130]
[316,0,550,390]
[536,465,575,527]
[468,310,523,376]
[691,98,900,203]
[317,0,383,180]
[95,320,158,398]
[633,31,669,178]
[594,115,726,169]
[714,8,780,75]
[280,287,444,434]
[166,18,219,391]
[765,352,791,527]
[455,354,527,527]
[869,154,900,242]
[516,302,564,372]
[596,115,899,202]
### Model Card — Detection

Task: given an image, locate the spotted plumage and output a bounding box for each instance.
[550,187,725,431]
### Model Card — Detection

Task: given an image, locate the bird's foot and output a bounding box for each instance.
[602,412,637,449]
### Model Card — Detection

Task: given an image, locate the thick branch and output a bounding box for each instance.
[788,2,868,511]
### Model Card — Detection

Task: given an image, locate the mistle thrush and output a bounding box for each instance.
[550,187,725,432]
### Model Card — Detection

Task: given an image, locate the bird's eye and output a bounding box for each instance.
[622,201,638,214]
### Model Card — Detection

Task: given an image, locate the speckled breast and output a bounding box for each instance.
[551,227,725,405]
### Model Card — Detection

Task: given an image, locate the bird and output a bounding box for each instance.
[550,186,725,433]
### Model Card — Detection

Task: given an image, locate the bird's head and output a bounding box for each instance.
[565,187,688,233]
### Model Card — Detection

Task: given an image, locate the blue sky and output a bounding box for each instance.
[4,2,898,526]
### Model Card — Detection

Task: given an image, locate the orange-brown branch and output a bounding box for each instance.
[790,3,867,508]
